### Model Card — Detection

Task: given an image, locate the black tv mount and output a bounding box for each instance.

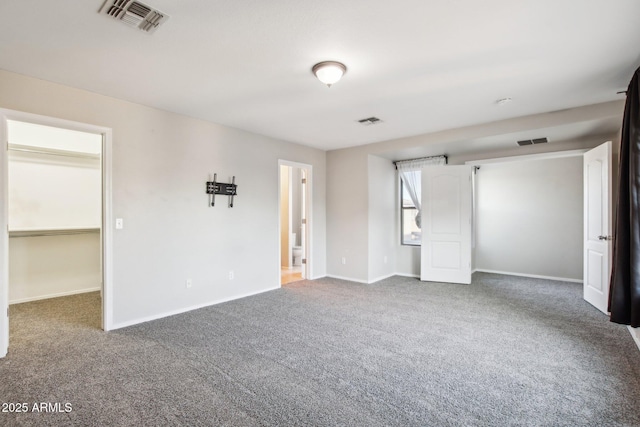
[206,174,237,208]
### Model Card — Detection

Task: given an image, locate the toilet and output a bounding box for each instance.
[291,232,302,266]
[292,246,302,266]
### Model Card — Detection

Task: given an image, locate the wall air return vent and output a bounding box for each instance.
[517,137,548,146]
[100,0,169,33]
[358,117,382,126]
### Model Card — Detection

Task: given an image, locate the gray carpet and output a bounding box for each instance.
[1,273,639,426]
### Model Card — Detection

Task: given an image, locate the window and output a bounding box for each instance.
[396,156,446,246]
[401,170,421,245]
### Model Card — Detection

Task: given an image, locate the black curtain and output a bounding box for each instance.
[609,66,640,326]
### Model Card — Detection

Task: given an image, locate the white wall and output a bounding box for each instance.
[367,155,397,282]
[326,149,368,282]
[8,151,101,230]
[326,102,622,282]
[0,69,326,328]
[475,156,584,281]
[8,120,102,154]
[395,245,421,277]
[9,232,101,303]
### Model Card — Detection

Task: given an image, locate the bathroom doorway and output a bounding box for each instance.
[278,161,311,285]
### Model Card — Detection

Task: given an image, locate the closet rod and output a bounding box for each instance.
[8,143,100,160]
[393,154,448,169]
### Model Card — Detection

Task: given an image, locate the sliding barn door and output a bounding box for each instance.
[583,141,612,314]
[420,166,473,284]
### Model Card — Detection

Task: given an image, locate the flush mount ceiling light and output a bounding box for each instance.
[312,61,347,87]
[496,97,512,106]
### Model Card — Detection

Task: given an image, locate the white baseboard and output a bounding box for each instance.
[324,271,581,284]
[474,269,582,283]
[325,274,369,284]
[395,272,420,279]
[627,326,640,352]
[327,272,418,284]
[10,286,101,305]
[110,286,280,330]
[368,273,397,284]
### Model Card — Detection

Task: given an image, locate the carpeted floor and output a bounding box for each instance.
[1,273,639,426]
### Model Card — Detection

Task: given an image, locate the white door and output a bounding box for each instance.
[583,141,612,314]
[421,165,473,284]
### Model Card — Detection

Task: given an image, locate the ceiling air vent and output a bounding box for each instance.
[358,117,382,126]
[517,137,548,146]
[100,0,169,33]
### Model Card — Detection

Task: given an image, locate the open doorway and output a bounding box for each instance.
[0,110,113,358]
[468,150,589,283]
[8,120,102,303]
[278,161,311,285]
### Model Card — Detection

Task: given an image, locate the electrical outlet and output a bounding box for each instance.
[228,271,234,280]
[186,279,192,289]
[341,257,346,265]
[384,256,388,264]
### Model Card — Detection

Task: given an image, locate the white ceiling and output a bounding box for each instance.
[0,0,637,152]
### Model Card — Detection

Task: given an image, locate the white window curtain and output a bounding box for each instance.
[397,156,446,228]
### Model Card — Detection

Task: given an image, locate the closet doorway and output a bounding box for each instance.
[278,161,312,285]
[0,110,113,357]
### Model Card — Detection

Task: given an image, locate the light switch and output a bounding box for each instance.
[115,218,123,229]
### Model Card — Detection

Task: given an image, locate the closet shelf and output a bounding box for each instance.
[8,143,100,159]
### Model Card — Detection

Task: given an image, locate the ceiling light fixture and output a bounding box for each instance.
[312,61,347,87]
[496,97,512,106]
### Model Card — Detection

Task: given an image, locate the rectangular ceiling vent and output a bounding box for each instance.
[517,137,548,146]
[358,117,383,126]
[100,0,169,34]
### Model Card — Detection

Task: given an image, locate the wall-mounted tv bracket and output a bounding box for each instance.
[206,174,237,207]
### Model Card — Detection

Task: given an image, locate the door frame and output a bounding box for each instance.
[0,109,114,357]
[277,160,312,284]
